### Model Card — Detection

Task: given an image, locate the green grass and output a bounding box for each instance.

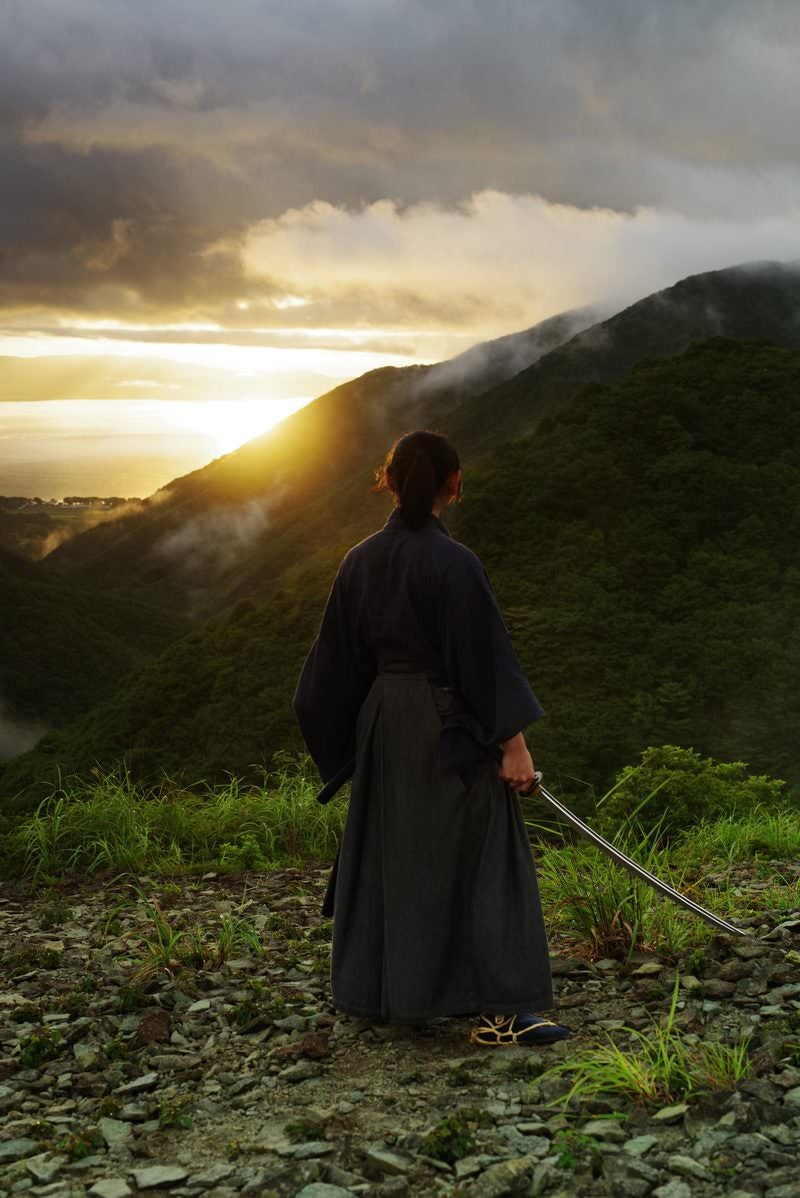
[1,751,346,882]
[535,830,712,959]
[529,773,800,958]
[541,977,752,1108]
[2,751,798,973]
[676,803,800,867]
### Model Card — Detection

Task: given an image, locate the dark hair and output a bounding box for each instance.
[374,429,461,530]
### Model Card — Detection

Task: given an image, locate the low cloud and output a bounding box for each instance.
[241,190,800,344]
[0,697,49,762]
[150,494,281,578]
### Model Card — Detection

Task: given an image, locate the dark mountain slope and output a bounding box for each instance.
[0,545,191,760]
[4,337,800,814]
[439,260,800,454]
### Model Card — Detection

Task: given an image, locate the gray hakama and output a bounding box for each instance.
[294,507,554,1024]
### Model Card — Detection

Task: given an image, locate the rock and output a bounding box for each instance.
[98,1117,133,1150]
[623,1135,658,1156]
[580,1119,627,1142]
[783,1085,800,1107]
[186,999,211,1013]
[278,1059,324,1082]
[73,1042,101,1068]
[514,1121,550,1136]
[135,1010,171,1046]
[454,1155,491,1179]
[602,1156,659,1198]
[89,1181,132,1198]
[118,1102,151,1121]
[115,1072,159,1095]
[652,1103,689,1123]
[666,1153,713,1181]
[729,1132,773,1154]
[187,1162,236,1187]
[653,1182,692,1198]
[294,1186,354,1198]
[130,1165,189,1188]
[326,1164,369,1188]
[273,1013,307,1032]
[0,1138,39,1162]
[467,1155,537,1197]
[292,1141,335,1159]
[364,1147,413,1175]
[271,1032,330,1062]
[704,979,738,998]
[25,1153,68,1184]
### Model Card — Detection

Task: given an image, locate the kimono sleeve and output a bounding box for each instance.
[293,563,373,782]
[436,547,544,750]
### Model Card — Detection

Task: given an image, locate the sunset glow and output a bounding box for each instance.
[4,2,800,501]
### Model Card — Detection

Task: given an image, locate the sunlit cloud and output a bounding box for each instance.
[241,190,800,344]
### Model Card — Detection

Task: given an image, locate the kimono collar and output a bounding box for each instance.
[384,507,452,538]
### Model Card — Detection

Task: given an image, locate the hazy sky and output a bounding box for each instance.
[4,0,800,367]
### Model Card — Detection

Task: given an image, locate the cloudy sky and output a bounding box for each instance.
[3,0,800,482]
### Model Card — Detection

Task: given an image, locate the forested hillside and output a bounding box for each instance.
[38,310,592,615]
[3,337,799,813]
[0,547,191,758]
[441,260,800,454]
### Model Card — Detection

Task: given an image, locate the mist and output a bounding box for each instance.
[0,697,49,763]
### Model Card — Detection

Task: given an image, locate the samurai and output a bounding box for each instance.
[293,428,570,1046]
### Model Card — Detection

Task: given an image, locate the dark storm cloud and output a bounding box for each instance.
[3,0,800,328]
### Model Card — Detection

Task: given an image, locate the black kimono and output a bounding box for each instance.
[293,506,553,1023]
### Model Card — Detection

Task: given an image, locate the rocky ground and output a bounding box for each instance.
[1,863,799,1198]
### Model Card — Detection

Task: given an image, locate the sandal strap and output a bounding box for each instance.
[470,1012,562,1045]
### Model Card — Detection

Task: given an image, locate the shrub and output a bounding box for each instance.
[597,745,785,836]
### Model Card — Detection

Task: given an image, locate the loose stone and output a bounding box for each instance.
[89,1181,133,1198]
[652,1103,689,1123]
[98,1117,133,1150]
[115,1072,159,1095]
[364,1147,413,1175]
[653,1182,692,1198]
[130,1165,189,1188]
[666,1153,713,1181]
[0,1139,39,1162]
[623,1135,658,1156]
[294,1186,355,1198]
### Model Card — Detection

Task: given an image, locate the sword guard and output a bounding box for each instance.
[517,770,544,797]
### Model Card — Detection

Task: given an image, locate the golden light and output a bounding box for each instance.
[162,396,312,453]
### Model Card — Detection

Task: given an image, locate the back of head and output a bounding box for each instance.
[374,429,461,530]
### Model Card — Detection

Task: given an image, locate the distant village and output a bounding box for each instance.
[0,495,141,510]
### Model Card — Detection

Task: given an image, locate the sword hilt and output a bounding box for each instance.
[516,769,544,797]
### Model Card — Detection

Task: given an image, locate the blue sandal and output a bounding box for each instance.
[470,1011,572,1046]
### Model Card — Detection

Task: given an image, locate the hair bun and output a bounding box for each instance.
[373,429,460,531]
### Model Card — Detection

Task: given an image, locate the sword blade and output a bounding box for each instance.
[523,777,747,938]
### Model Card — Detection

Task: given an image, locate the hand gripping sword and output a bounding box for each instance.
[517,770,747,938]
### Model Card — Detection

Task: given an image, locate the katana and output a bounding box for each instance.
[518,770,747,938]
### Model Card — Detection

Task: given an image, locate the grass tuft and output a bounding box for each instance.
[540,976,751,1108]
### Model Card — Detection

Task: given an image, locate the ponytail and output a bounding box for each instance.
[374,429,461,531]
[398,451,438,530]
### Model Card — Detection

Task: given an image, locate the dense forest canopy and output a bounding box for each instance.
[0,547,190,757]
[3,336,799,815]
